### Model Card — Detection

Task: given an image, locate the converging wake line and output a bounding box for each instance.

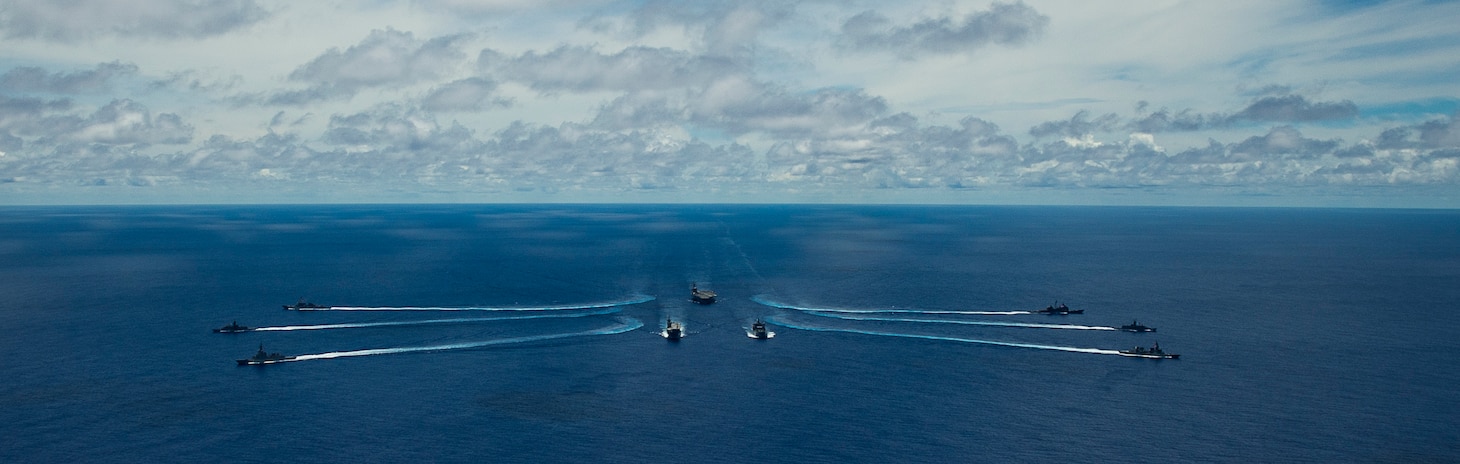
[307,295,655,312]
[287,317,645,362]
[803,311,1116,330]
[752,295,1031,315]
[766,316,1121,355]
[253,307,621,332]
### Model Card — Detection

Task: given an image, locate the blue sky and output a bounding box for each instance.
[1,0,1457,206]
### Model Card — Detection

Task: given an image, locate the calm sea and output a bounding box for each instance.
[1,205,1456,463]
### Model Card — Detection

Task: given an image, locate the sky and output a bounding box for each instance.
[1,0,1458,207]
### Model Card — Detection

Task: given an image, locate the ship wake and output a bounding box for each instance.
[308,295,654,312]
[765,316,1120,355]
[252,307,621,332]
[752,295,1031,315]
[285,317,644,362]
[802,311,1116,331]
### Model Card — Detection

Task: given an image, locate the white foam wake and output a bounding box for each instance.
[253,307,621,332]
[751,295,1031,315]
[286,317,644,362]
[309,295,654,312]
[765,316,1120,355]
[803,311,1115,330]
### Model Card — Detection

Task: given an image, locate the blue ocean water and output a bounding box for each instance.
[1,204,1456,463]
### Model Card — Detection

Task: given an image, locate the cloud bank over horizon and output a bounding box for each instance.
[1,0,1458,206]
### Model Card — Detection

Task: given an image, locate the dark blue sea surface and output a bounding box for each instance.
[1,204,1457,463]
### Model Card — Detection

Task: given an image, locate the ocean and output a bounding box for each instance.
[1,204,1456,463]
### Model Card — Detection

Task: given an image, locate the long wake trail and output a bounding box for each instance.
[288,317,645,362]
[307,295,654,312]
[766,316,1121,355]
[253,307,621,332]
[803,311,1115,331]
[752,295,1031,316]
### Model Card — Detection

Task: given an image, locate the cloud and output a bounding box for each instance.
[693,82,889,137]
[1029,110,1121,138]
[0,130,20,152]
[0,95,73,130]
[607,79,890,138]
[0,61,138,94]
[1049,92,1362,136]
[1153,126,1339,166]
[149,69,243,93]
[244,29,471,105]
[1227,126,1340,159]
[0,99,199,187]
[481,44,888,138]
[483,121,757,190]
[582,76,890,137]
[1374,113,1460,150]
[5,108,1456,195]
[762,115,1020,188]
[1128,107,1218,133]
[581,0,794,57]
[1228,94,1359,122]
[48,99,195,145]
[0,98,192,177]
[266,104,759,191]
[838,1,1049,56]
[756,112,1456,190]
[482,45,745,93]
[0,0,268,41]
[414,0,601,16]
[420,78,511,112]
[321,104,480,156]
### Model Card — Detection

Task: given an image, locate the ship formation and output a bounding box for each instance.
[221,291,1182,363]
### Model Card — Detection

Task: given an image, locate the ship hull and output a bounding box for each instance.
[236,357,294,366]
[1118,352,1179,359]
